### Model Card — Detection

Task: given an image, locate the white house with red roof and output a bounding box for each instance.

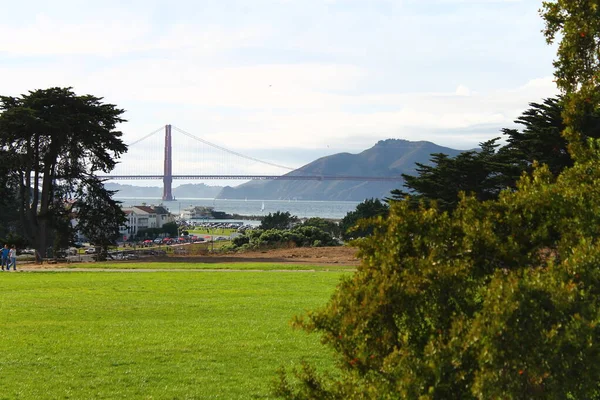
[119,204,175,241]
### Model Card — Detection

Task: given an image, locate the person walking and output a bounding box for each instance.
[1,244,8,271]
[8,245,16,271]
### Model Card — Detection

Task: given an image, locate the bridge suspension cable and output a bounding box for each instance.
[172,126,295,171]
[126,126,166,147]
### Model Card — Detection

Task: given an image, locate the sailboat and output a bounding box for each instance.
[261,201,265,212]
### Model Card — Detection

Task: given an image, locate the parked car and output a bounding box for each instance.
[85,247,96,254]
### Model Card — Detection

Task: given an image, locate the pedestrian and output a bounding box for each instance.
[1,244,8,271]
[8,245,16,271]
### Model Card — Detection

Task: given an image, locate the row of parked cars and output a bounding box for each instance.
[144,236,206,246]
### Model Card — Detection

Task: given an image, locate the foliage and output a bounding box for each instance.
[0,153,24,241]
[0,87,127,262]
[287,226,339,247]
[339,198,389,241]
[275,153,600,399]
[75,179,126,261]
[390,97,600,212]
[260,211,300,230]
[500,96,571,177]
[162,222,178,237]
[232,234,250,247]
[389,139,510,211]
[540,0,600,158]
[226,225,339,251]
[302,217,341,238]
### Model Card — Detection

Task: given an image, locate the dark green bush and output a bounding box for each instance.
[275,155,600,399]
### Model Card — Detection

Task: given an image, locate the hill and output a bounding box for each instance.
[105,182,223,199]
[216,139,464,201]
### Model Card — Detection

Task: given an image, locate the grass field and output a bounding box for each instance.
[61,261,356,272]
[0,270,348,399]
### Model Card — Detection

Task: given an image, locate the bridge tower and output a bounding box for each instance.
[162,124,174,201]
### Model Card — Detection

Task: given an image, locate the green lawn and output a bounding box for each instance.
[66,261,356,272]
[0,271,347,399]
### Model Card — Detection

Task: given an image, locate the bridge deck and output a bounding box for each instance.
[97,175,403,181]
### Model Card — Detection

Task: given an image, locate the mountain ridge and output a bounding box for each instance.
[217,139,465,201]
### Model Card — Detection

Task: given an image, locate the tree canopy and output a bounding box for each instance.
[0,87,127,260]
[302,217,341,238]
[541,0,600,157]
[260,211,299,231]
[390,96,600,212]
[389,139,509,211]
[339,198,389,241]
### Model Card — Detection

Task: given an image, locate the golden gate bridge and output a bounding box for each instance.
[97,125,402,201]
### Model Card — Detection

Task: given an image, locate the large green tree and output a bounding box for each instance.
[0,87,127,261]
[500,96,570,176]
[389,139,510,212]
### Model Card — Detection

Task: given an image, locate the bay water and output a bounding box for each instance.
[116,197,361,221]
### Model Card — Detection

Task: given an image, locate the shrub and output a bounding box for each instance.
[257,229,284,247]
[231,235,249,247]
[226,226,339,251]
[274,154,600,399]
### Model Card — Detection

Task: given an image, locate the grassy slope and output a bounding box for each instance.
[0,271,347,399]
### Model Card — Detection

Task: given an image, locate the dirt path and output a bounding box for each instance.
[14,246,361,272]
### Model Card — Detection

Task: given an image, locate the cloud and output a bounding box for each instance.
[0,0,560,177]
[0,11,267,56]
[455,85,472,96]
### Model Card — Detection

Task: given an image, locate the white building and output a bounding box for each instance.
[120,205,175,240]
[180,206,215,220]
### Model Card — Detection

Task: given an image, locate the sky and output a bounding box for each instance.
[0,0,560,181]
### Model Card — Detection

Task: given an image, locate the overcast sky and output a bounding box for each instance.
[0,0,559,179]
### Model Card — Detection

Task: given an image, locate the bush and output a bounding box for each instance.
[231,235,249,247]
[290,226,338,247]
[302,217,341,238]
[257,229,285,247]
[275,154,600,399]
[225,226,339,251]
